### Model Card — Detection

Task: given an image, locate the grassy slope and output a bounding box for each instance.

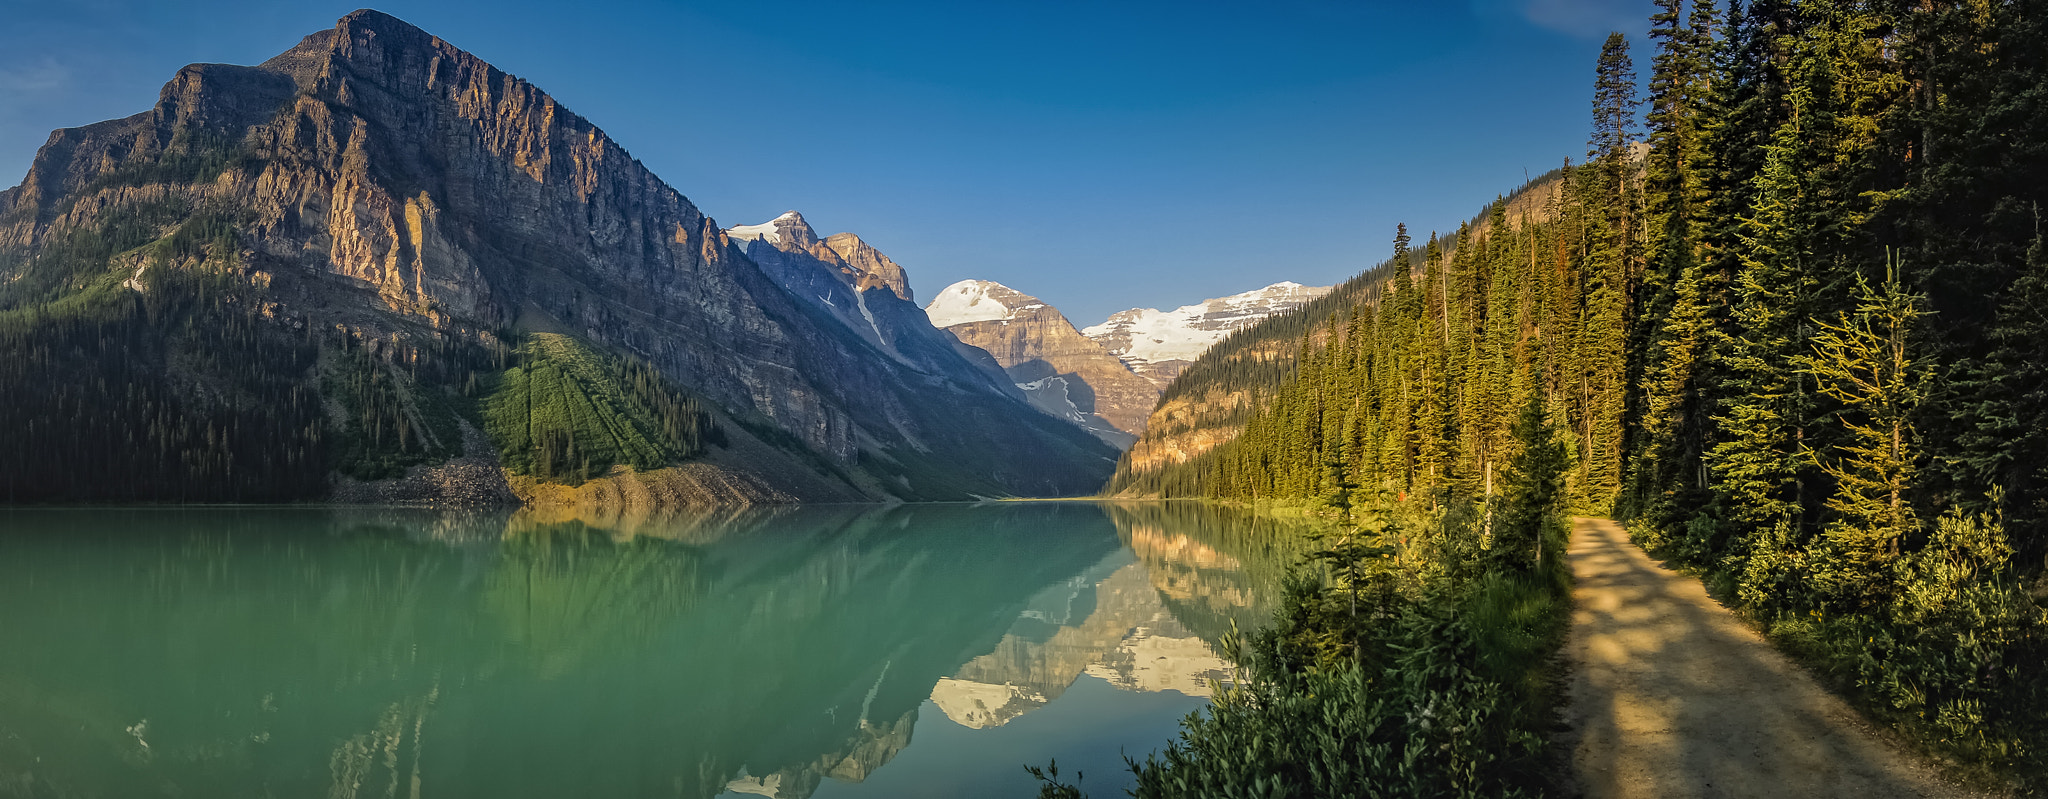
[481,333,695,481]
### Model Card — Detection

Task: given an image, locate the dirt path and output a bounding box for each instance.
[1563,517,1979,798]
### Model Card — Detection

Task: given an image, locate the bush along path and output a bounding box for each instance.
[1564,518,1979,798]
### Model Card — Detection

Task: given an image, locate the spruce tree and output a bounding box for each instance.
[1627,0,1722,524]
[1496,391,1571,574]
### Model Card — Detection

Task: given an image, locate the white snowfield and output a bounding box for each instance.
[724,210,803,245]
[1081,281,1331,366]
[925,279,1034,327]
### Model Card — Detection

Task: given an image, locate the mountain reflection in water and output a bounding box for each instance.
[0,502,1310,799]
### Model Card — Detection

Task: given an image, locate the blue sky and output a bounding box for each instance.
[0,0,1651,324]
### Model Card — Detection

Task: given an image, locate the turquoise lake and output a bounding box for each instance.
[0,502,1308,798]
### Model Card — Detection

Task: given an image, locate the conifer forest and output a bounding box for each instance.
[1109,0,2048,781]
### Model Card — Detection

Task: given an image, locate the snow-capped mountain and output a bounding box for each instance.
[925,280,1156,448]
[924,279,1045,327]
[1082,281,1332,387]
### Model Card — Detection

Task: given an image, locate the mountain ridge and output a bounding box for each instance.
[1081,281,1330,388]
[0,8,1115,504]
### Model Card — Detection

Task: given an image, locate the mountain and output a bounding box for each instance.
[727,211,915,304]
[0,9,1115,504]
[1082,281,1331,387]
[926,280,1156,448]
[723,210,1012,393]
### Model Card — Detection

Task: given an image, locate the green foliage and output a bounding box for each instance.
[1041,408,1574,797]
[1799,264,1928,611]
[480,333,717,483]
[1116,161,1634,515]
[1115,1,2048,786]
[1619,1,2048,783]
[1493,394,1573,576]
[0,229,327,502]
[0,199,199,309]
[1766,501,2048,778]
[1107,596,1546,799]
[327,343,463,480]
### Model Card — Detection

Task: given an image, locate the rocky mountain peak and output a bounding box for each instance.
[725,211,921,309]
[337,7,413,31]
[821,232,913,303]
[725,210,818,251]
[926,280,1157,447]
[924,280,1046,327]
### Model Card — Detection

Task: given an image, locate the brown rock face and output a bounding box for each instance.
[1119,388,1259,477]
[822,232,913,303]
[926,280,1159,448]
[0,9,1114,501]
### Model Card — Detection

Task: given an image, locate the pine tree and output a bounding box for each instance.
[1710,114,1817,558]
[1959,225,2048,571]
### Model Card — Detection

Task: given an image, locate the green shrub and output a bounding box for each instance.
[1035,492,1570,799]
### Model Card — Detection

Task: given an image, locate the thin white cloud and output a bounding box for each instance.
[0,57,72,96]
[1470,0,1645,38]
[1518,0,1645,37]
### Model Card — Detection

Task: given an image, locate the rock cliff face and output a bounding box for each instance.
[1082,281,1330,387]
[727,211,914,303]
[725,211,1001,392]
[0,9,1114,501]
[926,280,1158,448]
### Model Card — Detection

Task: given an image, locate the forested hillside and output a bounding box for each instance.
[1111,174,1568,487]
[1110,0,2048,778]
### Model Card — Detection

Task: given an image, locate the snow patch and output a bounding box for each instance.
[725,210,802,245]
[1082,281,1331,367]
[852,287,889,351]
[925,280,1019,327]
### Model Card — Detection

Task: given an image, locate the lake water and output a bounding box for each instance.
[0,502,1309,798]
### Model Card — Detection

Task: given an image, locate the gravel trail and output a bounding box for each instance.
[1563,517,1981,798]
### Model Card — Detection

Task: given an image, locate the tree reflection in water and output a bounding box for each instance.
[0,502,1298,798]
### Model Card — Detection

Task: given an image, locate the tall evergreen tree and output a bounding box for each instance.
[1627,0,1723,522]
